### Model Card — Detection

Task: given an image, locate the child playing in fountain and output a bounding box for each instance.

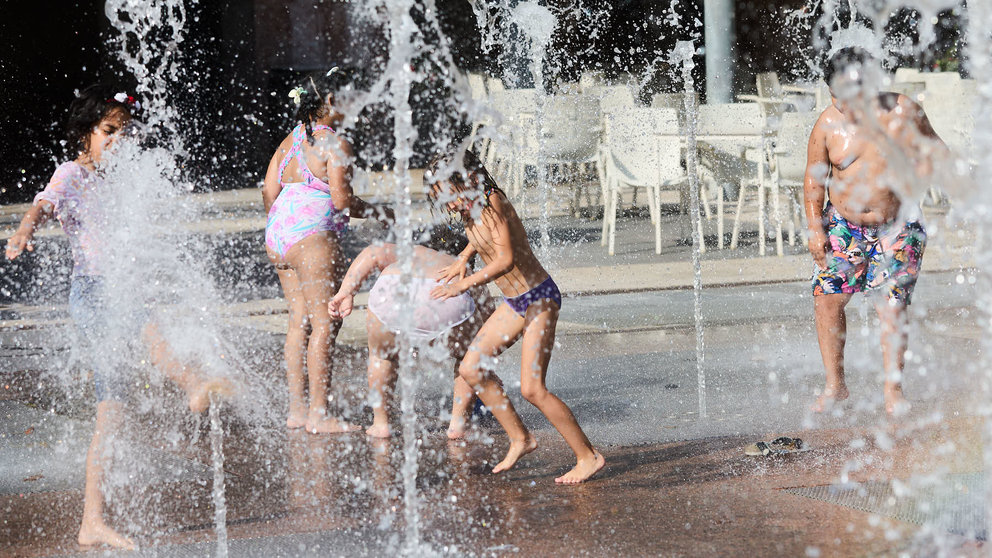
[263,68,393,434]
[328,231,513,440]
[5,84,233,550]
[426,149,604,484]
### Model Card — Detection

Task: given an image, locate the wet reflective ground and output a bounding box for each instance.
[2,266,986,556]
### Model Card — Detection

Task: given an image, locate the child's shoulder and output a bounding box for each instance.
[52,161,89,181]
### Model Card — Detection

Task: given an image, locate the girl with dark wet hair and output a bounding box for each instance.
[6,84,233,550]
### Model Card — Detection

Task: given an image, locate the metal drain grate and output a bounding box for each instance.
[785,472,987,540]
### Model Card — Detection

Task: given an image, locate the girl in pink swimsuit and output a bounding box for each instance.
[262,69,391,433]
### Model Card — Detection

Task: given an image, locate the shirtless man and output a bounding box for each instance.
[804,47,948,414]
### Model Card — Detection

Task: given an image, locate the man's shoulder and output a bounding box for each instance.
[813,106,840,133]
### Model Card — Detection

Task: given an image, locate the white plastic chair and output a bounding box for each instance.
[737,72,803,121]
[486,89,539,192]
[486,77,505,94]
[894,67,924,83]
[586,85,637,115]
[695,103,770,253]
[511,94,602,208]
[467,73,488,100]
[579,71,605,90]
[767,111,819,255]
[599,108,686,255]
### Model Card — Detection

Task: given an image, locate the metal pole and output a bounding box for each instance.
[703,0,736,104]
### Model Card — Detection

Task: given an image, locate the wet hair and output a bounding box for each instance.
[423,223,471,256]
[424,148,504,219]
[66,84,138,156]
[294,67,354,144]
[823,47,871,89]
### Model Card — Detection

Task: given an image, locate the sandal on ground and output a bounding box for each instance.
[744,436,806,456]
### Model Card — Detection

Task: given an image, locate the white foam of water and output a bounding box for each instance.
[510,2,556,51]
[827,22,885,58]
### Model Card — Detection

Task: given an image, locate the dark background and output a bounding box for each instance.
[0,0,965,204]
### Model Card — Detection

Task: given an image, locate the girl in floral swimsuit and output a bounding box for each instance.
[262,69,391,433]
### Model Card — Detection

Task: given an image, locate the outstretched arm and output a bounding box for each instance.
[432,203,514,300]
[328,243,398,318]
[803,115,831,269]
[5,200,53,260]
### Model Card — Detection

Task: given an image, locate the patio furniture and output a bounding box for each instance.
[586,85,638,114]
[486,89,539,191]
[737,72,806,122]
[491,92,602,206]
[486,76,505,94]
[766,111,819,254]
[894,67,924,83]
[695,102,771,253]
[651,92,698,126]
[579,71,605,90]
[598,108,686,255]
[467,73,488,100]
[538,95,603,213]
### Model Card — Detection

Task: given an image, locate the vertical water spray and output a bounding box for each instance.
[510,1,557,259]
[671,41,707,419]
[101,1,239,551]
[381,0,422,552]
[209,398,228,558]
[964,0,992,542]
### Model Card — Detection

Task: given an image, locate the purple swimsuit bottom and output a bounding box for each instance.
[504,276,562,316]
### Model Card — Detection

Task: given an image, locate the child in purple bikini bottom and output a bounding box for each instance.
[504,276,562,316]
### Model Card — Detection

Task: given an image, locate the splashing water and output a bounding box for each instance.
[511,1,558,260]
[671,41,707,419]
[209,398,228,558]
[963,0,992,542]
[381,0,425,552]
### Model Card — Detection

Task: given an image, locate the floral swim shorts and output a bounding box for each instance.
[812,204,927,304]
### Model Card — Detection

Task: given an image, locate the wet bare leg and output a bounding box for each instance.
[877,301,910,415]
[366,355,397,438]
[459,304,535,473]
[273,263,309,428]
[447,376,476,440]
[78,400,135,550]
[288,235,357,434]
[812,293,853,412]
[518,301,603,484]
[365,314,397,438]
[142,323,235,414]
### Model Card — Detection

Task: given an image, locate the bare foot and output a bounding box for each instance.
[555,451,606,484]
[491,435,538,474]
[447,418,467,440]
[306,413,360,434]
[287,407,307,429]
[78,522,136,550]
[366,423,392,438]
[885,387,911,416]
[811,385,849,413]
[188,377,236,414]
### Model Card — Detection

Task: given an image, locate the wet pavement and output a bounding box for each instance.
[2,267,988,557]
[1,189,987,556]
